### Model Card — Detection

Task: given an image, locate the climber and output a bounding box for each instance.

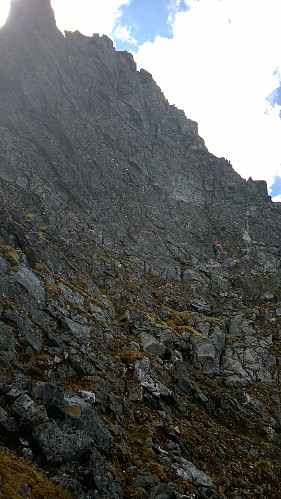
[213,241,223,262]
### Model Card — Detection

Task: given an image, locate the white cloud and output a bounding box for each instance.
[272,194,281,202]
[167,0,187,24]
[0,0,131,33]
[133,0,281,189]
[1,0,280,196]
[113,25,137,45]
[50,0,130,37]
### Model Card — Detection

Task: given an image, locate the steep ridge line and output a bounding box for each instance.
[0,1,281,498]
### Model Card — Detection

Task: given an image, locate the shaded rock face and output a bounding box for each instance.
[1,1,280,274]
[0,1,281,498]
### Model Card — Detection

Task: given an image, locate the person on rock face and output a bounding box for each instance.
[213,241,223,262]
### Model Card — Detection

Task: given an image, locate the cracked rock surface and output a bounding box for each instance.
[0,1,281,498]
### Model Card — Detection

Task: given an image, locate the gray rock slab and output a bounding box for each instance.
[172,459,219,497]
[140,332,168,359]
[5,309,43,352]
[63,393,113,448]
[61,317,91,340]
[0,254,9,272]
[0,321,21,367]
[58,282,85,307]
[12,266,45,303]
[149,482,176,498]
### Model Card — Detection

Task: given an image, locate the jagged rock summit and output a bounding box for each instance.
[0,1,281,498]
[1,0,280,274]
[6,0,57,30]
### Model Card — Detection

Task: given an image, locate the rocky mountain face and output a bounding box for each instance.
[0,1,281,498]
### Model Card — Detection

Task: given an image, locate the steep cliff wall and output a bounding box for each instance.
[1,0,280,275]
[0,1,281,498]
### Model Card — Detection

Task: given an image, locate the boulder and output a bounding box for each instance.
[0,407,19,433]
[12,394,48,426]
[172,459,220,498]
[139,332,170,359]
[33,421,92,464]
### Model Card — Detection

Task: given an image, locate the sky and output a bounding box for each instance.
[1,0,281,200]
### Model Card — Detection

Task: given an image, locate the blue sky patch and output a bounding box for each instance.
[267,86,281,108]
[266,68,281,118]
[269,175,281,198]
[113,0,189,51]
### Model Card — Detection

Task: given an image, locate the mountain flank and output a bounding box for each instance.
[0,1,281,498]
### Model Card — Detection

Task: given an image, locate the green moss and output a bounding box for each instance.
[38,225,51,233]
[0,241,20,267]
[18,350,53,382]
[24,213,35,222]
[34,263,49,273]
[0,294,8,307]
[165,308,195,325]
[0,448,71,498]
[175,324,210,340]
[145,307,212,340]
[75,277,88,291]
[199,316,224,327]
[225,334,240,341]
[37,226,51,241]
[269,339,281,356]
[119,349,144,364]
[113,430,167,495]
[45,281,61,298]
[148,313,172,331]
[84,295,104,309]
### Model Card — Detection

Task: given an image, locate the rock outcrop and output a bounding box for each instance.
[0,1,281,498]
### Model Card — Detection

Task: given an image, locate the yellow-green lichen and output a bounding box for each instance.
[0,241,20,267]
[0,448,71,499]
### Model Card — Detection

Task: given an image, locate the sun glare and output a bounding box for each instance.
[0,1,9,27]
